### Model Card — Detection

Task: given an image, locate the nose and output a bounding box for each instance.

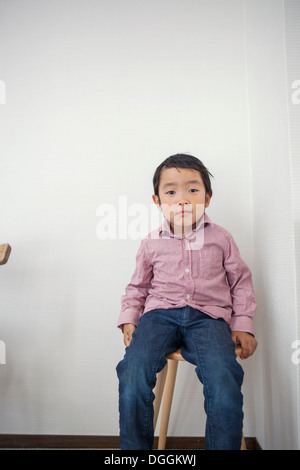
[177,200,192,212]
[178,199,190,206]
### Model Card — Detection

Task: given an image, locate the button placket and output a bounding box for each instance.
[183,238,193,302]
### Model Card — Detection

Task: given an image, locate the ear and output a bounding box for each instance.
[152,194,161,210]
[205,192,212,208]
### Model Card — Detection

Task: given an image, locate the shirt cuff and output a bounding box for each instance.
[230,315,255,336]
[117,310,140,330]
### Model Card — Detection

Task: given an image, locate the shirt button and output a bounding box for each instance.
[186,294,191,300]
[185,268,190,273]
[184,239,189,243]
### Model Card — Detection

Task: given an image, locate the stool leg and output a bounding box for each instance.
[153,363,168,431]
[157,359,179,450]
[241,432,247,450]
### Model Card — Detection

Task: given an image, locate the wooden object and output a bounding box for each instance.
[0,243,11,265]
[153,345,247,450]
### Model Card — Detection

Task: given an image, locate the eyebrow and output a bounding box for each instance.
[161,180,202,190]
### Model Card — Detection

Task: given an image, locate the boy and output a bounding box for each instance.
[116,154,257,450]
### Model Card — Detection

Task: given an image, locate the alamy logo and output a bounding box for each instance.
[0,80,6,104]
[0,340,6,365]
[291,80,300,105]
[96,196,205,249]
[291,340,300,365]
[96,196,161,240]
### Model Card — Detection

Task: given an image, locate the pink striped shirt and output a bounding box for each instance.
[118,214,256,335]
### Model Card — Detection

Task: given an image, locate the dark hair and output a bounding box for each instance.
[153,153,213,201]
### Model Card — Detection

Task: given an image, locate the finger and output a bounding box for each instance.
[124,333,130,347]
[241,341,255,359]
[231,332,238,344]
[124,330,133,347]
[239,341,249,359]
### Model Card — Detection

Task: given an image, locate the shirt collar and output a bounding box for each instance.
[159,212,212,240]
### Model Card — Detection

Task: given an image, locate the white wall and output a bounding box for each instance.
[245,0,299,450]
[0,0,298,448]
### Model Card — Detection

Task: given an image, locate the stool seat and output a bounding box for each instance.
[153,343,246,450]
[165,349,186,361]
[166,344,243,361]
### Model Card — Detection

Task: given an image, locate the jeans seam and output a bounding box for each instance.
[184,328,215,449]
[143,331,177,443]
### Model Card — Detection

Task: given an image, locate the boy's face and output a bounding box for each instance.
[152,167,212,237]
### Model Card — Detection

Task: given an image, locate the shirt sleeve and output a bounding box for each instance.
[224,235,257,335]
[117,239,153,330]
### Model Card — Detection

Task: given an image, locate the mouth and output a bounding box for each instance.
[175,210,193,216]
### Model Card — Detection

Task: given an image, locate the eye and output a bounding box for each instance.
[189,188,199,193]
[166,190,176,195]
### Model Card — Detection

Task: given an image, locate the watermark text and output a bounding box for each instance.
[0,80,6,104]
[0,340,6,364]
[291,79,300,104]
[96,196,205,249]
[291,340,300,365]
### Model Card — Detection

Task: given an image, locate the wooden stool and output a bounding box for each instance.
[153,345,247,450]
[0,243,11,366]
[0,243,11,265]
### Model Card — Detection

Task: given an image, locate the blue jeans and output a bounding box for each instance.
[116,307,244,450]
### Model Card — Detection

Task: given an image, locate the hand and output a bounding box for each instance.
[231,331,258,359]
[123,323,136,347]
